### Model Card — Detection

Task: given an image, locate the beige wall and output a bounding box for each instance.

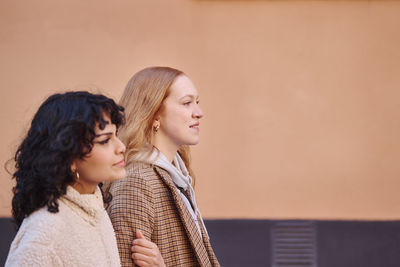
[1,0,400,219]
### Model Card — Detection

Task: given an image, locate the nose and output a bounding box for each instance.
[193,103,204,119]
[116,137,126,154]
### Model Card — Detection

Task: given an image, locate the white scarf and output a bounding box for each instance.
[143,149,209,238]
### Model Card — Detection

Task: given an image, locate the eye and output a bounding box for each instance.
[183,101,192,106]
[97,138,110,145]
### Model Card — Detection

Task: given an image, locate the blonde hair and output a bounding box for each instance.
[118,66,196,180]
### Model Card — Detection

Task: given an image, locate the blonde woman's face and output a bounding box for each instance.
[156,75,204,150]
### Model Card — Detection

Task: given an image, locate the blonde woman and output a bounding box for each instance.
[107,67,220,267]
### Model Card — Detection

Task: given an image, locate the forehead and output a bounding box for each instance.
[169,75,199,98]
[94,114,115,133]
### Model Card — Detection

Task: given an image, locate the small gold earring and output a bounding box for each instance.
[154,124,160,132]
[75,171,80,180]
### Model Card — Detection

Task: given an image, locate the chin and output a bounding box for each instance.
[187,139,200,146]
[179,136,200,146]
[113,170,127,181]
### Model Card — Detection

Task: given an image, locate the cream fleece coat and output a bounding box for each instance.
[5,186,121,267]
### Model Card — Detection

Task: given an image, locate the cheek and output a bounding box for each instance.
[169,115,189,135]
[160,106,193,138]
[81,150,109,172]
[78,157,112,182]
[174,108,191,124]
[87,155,106,167]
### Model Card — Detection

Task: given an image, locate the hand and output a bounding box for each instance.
[131,229,166,267]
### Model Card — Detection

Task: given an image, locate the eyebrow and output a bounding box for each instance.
[179,94,199,100]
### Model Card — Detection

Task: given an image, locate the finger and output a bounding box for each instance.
[136,229,146,240]
[132,252,153,265]
[132,244,156,257]
[133,238,157,249]
[133,259,149,267]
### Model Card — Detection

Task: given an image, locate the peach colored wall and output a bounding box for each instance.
[1,0,400,220]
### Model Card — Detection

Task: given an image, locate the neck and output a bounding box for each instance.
[153,136,179,163]
[72,182,97,194]
[154,144,177,163]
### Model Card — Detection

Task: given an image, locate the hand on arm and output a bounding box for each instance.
[131,230,166,267]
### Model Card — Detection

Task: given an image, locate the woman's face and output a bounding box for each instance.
[72,115,126,194]
[155,75,204,151]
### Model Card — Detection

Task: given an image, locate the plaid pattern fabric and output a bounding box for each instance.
[107,162,220,267]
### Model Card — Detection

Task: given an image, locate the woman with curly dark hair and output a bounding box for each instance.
[5,91,165,267]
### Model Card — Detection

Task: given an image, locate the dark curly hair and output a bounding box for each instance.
[11,91,125,228]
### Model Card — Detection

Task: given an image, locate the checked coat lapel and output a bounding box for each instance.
[154,166,219,267]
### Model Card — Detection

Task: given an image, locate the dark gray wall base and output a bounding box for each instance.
[2,218,400,267]
[317,221,400,267]
[206,220,400,267]
[206,219,272,266]
[0,218,16,267]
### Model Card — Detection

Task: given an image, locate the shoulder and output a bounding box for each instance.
[110,162,163,191]
[21,206,65,240]
[8,206,66,255]
[6,222,62,267]
[107,162,154,206]
[128,162,173,183]
[127,162,159,179]
[107,162,175,208]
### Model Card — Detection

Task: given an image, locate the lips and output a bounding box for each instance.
[114,159,125,167]
[190,122,200,128]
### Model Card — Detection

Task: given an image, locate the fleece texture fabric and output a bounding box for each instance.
[5,186,121,267]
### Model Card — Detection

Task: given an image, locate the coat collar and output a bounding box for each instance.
[60,186,104,226]
[153,166,213,267]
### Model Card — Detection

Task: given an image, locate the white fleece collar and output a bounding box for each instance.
[60,186,104,226]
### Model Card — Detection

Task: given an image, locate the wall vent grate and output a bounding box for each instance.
[271,221,317,267]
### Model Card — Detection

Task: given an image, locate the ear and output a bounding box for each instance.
[152,118,160,128]
[70,162,77,173]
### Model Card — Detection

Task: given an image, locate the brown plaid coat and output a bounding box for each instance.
[106,162,220,267]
